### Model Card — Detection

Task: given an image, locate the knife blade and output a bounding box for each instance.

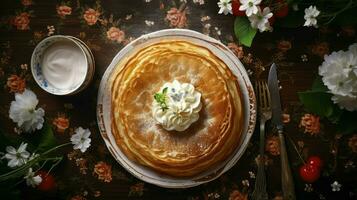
[268,63,283,131]
[268,63,296,200]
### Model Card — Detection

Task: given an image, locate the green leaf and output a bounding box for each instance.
[37,122,57,152]
[234,17,257,47]
[26,121,57,153]
[162,87,168,94]
[154,87,169,111]
[298,91,342,121]
[311,76,329,92]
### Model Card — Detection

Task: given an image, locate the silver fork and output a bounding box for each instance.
[252,80,272,200]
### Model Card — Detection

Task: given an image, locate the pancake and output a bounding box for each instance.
[110,40,244,177]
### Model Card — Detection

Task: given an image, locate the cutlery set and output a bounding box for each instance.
[252,64,296,200]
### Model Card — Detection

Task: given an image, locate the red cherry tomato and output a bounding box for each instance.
[307,156,323,169]
[274,0,289,18]
[232,0,246,16]
[36,170,56,191]
[299,164,321,183]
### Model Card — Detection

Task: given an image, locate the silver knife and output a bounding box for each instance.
[268,63,296,200]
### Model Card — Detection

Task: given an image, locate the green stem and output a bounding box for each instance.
[36,160,48,172]
[321,0,356,24]
[286,134,306,165]
[41,142,71,156]
[0,142,71,182]
[47,157,63,174]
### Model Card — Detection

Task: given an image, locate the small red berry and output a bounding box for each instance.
[307,156,323,169]
[232,0,246,16]
[299,164,321,183]
[36,170,56,191]
[274,0,289,18]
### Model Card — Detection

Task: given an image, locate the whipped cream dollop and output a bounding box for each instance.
[152,80,202,132]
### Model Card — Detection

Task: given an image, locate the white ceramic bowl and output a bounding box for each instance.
[97,29,256,188]
[31,35,95,95]
[66,36,96,93]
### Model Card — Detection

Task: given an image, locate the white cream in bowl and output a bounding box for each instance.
[31,35,93,95]
[41,40,87,90]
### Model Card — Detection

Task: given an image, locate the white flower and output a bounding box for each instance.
[145,20,154,27]
[71,127,91,153]
[249,171,256,178]
[304,6,320,27]
[28,153,39,161]
[318,45,357,111]
[242,179,250,187]
[348,43,357,76]
[193,0,204,5]
[3,142,30,168]
[217,0,232,15]
[9,89,45,132]
[24,168,42,188]
[331,94,357,111]
[248,7,273,32]
[239,0,262,16]
[292,3,299,11]
[304,183,313,192]
[331,181,341,192]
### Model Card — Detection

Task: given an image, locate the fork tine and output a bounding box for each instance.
[257,81,262,108]
[255,81,261,108]
[263,81,268,109]
[264,82,271,109]
[253,80,270,200]
[256,80,272,111]
[258,81,263,108]
[260,81,267,109]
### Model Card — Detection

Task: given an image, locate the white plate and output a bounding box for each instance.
[97,29,256,188]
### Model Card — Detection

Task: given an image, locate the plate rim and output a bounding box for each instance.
[96,29,257,188]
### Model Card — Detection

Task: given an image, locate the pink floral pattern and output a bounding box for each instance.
[6,74,26,93]
[0,1,356,199]
[165,7,187,28]
[93,161,112,183]
[265,135,280,156]
[12,12,31,30]
[21,0,32,7]
[299,113,321,135]
[83,8,101,26]
[57,5,72,18]
[106,27,125,43]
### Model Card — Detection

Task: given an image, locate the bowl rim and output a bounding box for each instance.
[66,36,96,94]
[97,29,257,188]
[31,35,89,95]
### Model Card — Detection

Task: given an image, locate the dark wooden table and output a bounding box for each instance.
[0,0,356,199]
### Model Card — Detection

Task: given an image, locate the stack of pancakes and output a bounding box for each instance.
[110,40,244,177]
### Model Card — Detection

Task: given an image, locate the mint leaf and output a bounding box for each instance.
[162,87,168,94]
[154,87,169,111]
[234,17,257,47]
